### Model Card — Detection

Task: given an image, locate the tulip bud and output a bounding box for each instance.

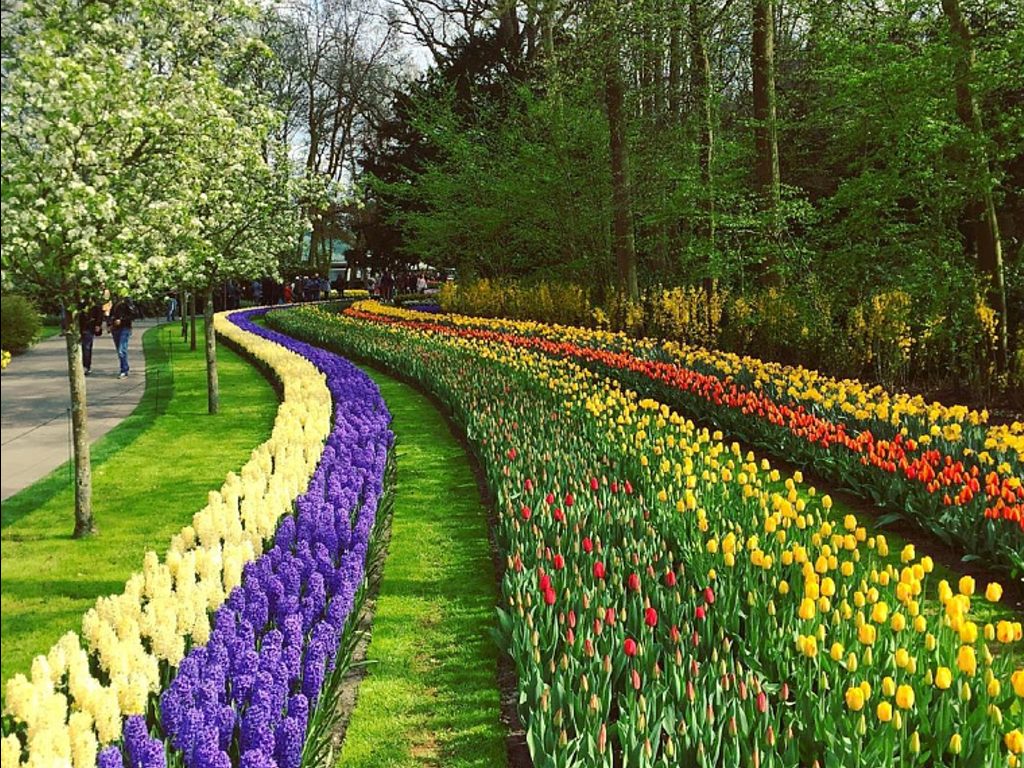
[598,723,607,754]
[988,704,1002,725]
[949,733,962,755]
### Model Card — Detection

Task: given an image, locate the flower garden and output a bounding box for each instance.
[2,302,1022,768]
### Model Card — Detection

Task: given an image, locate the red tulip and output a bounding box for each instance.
[553,507,565,523]
[582,536,593,553]
[568,610,576,628]
[590,477,600,491]
[593,561,605,579]
[756,691,768,714]
[545,492,555,505]
[631,668,641,690]
[704,586,715,605]
[566,627,574,644]
[565,492,575,507]
[644,607,658,627]
[624,638,638,657]
[695,606,706,620]
[624,480,633,494]
[524,478,534,493]
[553,554,565,570]
[611,481,618,493]
[520,504,531,520]
[665,570,676,587]
[584,638,595,657]
[539,573,551,591]
[605,607,616,625]
[670,625,680,643]
[544,588,556,606]
[628,573,641,592]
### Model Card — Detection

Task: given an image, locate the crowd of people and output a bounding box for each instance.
[65,267,448,380]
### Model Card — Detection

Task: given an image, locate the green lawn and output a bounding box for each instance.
[337,367,507,768]
[0,323,278,687]
[37,324,62,342]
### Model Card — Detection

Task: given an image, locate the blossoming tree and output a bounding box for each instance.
[0,0,287,535]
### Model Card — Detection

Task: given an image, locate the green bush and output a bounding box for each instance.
[1,294,42,354]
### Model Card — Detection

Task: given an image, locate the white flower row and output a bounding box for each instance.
[2,311,332,768]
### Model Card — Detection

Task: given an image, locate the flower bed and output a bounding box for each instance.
[270,304,1023,768]
[2,308,393,768]
[344,301,1024,575]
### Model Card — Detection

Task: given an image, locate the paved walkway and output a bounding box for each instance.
[0,320,158,501]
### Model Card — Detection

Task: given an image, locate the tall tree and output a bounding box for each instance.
[691,0,715,255]
[941,0,1009,370]
[600,2,639,299]
[752,0,780,243]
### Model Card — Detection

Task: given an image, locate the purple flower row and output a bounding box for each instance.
[100,308,393,768]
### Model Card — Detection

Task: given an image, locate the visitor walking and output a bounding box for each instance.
[79,304,105,376]
[165,291,178,322]
[109,296,135,378]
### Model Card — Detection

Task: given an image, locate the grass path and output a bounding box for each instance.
[336,366,506,768]
[0,324,278,686]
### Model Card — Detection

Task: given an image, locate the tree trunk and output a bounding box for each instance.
[65,320,95,537]
[189,292,197,351]
[691,0,715,251]
[605,27,639,300]
[941,0,1009,371]
[752,0,781,247]
[691,0,718,319]
[668,1,682,118]
[204,286,220,415]
[179,289,187,338]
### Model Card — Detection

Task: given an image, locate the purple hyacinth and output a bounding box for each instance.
[147,307,393,767]
[98,747,125,768]
[122,715,167,768]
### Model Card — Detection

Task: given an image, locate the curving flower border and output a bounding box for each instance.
[344,301,1024,573]
[269,303,1024,768]
[102,308,394,768]
[2,310,334,767]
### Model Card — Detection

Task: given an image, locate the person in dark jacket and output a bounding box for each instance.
[79,304,105,376]
[108,297,135,378]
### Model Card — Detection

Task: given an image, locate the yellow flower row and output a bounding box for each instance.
[354,300,1023,462]
[1,312,333,768]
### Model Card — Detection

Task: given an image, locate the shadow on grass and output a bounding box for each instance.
[1,324,177,530]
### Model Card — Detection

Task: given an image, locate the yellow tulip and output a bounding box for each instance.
[895,684,915,709]
[949,733,962,755]
[985,582,1003,602]
[956,645,977,677]
[1012,669,1024,697]
[1006,730,1024,755]
[876,701,893,723]
[935,667,953,690]
[958,575,975,597]
[845,686,865,711]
